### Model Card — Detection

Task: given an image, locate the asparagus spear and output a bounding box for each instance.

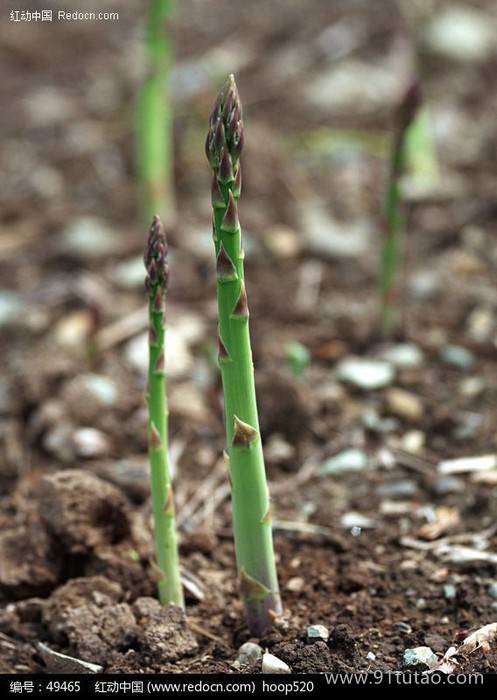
[380,79,422,333]
[206,75,282,636]
[137,0,176,225]
[144,215,183,608]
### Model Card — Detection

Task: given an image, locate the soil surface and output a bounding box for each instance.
[1,0,497,675]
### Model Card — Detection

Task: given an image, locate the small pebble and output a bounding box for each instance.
[467,307,494,342]
[0,291,24,326]
[262,652,291,674]
[396,622,412,634]
[416,598,427,609]
[491,602,497,612]
[73,428,112,459]
[362,408,399,434]
[385,388,423,421]
[375,480,418,498]
[406,270,440,301]
[113,256,148,289]
[379,343,424,369]
[341,512,375,530]
[318,448,369,476]
[43,423,75,463]
[74,374,118,406]
[443,584,457,600]
[286,576,305,593]
[54,310,94,347]
[488,583,497,599]
[337,357,395,391]
[434,476,464,495]
[126,328,194,379]
[439,345,475,370]
[400,430,425,455]
[366,652,376,661]
[459,376,485,398]
[237,642,263,666]
[424,6,497,63]
[57,217,120,260]
[402,646,438,670]
[307,624,329,641]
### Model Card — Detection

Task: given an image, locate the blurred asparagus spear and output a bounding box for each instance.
[137,0,176,225]
[379,79,423,333]
[144,215,183,608]
[205,75,282,636]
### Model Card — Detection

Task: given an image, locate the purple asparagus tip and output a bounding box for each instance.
[144,215,170,292]
[396,78,423,132]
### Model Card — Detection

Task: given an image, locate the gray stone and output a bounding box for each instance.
[406,270,440,302]
[36,642,103,674]
[362,409,399,434]
[0,291,24,326]
[488,583,497,599]
[375,480,418,498]
[237,642,263,666]
[402,646,438,670]
[439,345,475,369]
[63,374,119,425]
[318,448,369,476]
[304,60,401,114]
[57,217,120,260]
[443,584,457,600]
[301,204,373,259]
[337,357,395,391]
[113,256,148,289]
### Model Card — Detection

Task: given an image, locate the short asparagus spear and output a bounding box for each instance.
[380,79,422,333]
[144,215,183,608]
[206,75,282,636]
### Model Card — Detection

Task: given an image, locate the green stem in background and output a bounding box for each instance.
[137,0,176,226]
[144,215,183,608]
[206,75,282,636]
[380,79,423,333]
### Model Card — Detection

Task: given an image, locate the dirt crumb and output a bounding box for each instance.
[132,597,199,664]
[38,470,130,553]
[0,525,62,599]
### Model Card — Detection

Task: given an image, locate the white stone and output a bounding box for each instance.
[379,343,424,369]
[424,6,497,63]
[402,646,438,669]
[307,624,329,641]
[341,512,375,530]
[262,652,291,674]
[318,449,369,476]
[337,357,395,390]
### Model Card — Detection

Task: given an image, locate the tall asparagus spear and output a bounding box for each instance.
[205,75,282,636]
[380,79,422,333]
[137,0,176,226]
[144,215,183,608]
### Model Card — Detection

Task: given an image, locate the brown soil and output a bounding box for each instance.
[2,0,497,676]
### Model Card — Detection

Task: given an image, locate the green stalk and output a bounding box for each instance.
[137,0,176,226]
[206,76,282,637]
[144,215,183,608]
[380,79,423,333]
